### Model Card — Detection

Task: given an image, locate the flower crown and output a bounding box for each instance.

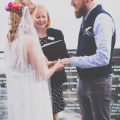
[5,2,23,12]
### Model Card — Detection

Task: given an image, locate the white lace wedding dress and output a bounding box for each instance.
[5,6,53,120]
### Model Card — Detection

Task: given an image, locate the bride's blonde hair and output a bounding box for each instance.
[7,0,36,42]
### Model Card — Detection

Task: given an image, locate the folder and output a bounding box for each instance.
[41,40,62,59]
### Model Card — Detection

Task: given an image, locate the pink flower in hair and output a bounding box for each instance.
[12,3,22,11]
[5,2,23,12]
[17,6,22,10]
[8,2,13,7]
[5,5,10,11]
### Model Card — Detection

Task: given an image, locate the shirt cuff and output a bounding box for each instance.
[70,57,82,67]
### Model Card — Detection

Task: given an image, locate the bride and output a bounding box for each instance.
[4,1,64,120]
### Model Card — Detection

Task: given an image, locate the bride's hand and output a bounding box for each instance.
[54,59,65,72]
[47,61,57,68]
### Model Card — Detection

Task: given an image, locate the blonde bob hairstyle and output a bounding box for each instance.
[36,5,51,29]
[7,0,36,42]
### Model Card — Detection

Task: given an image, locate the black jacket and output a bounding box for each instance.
[41,28,69,86]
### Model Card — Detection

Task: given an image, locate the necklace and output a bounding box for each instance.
[39,36,48,46]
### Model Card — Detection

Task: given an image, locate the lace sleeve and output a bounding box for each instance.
[27,37,49,81]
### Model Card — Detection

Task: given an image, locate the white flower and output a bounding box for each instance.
[83,26,94,37]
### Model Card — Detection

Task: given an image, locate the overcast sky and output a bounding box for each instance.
[0,0,120,51]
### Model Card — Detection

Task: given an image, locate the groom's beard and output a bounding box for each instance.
[75,6,86,19]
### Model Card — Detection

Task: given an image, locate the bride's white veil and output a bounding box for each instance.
[5,6,53,120]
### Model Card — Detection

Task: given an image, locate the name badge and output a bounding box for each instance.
[48,36,54,41]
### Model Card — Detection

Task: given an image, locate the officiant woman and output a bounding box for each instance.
[34,5,69,120]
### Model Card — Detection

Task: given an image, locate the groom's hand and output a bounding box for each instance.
[61,58,71,66]
[55,59,65,72]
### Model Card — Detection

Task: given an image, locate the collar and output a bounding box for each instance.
[83,4,97,21]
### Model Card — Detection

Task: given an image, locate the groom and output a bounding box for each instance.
[61,0,116,120]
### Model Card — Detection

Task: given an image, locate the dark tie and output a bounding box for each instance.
[80,19,85,32]
[82,19,85,30]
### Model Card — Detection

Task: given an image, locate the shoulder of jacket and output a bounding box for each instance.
[48,28,62,33]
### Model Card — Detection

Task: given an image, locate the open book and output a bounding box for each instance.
[41,40,62,59]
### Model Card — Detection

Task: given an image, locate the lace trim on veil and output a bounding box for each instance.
[5,6,53,120]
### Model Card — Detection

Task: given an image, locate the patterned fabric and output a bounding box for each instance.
[39,31,67,113]
[39,36,49,46]
[51,85,65,113]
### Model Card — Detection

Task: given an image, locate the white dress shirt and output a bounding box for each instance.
[70,5,115,69]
